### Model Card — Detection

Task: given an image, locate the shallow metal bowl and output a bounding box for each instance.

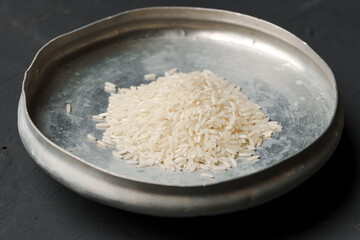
[18,7,343,216]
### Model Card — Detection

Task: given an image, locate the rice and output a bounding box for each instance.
[212,165,228,171]
[112,150,122,159]
[126,160,139,165]
[87,133,96,142]
[97,140,107,148]
[104,82,117,93]
[105,82,116,88]
[247,155,260,161]
[66,103,71,114]
[95,122,110,129]
[201,173,214,179]
[98,112,109,117]
[104,86,116,93]
[144,73,157,81]
[94,69,282,174]
[92,115,105,121]
[103,138,116,146]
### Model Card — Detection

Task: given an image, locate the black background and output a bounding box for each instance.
[1,0,360,239]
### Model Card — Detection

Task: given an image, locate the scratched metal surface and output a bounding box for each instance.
[29,15,336,187]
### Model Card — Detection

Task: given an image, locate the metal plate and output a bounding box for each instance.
[18,7,343,216]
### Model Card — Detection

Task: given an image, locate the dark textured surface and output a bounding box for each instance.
[1,0,359,239]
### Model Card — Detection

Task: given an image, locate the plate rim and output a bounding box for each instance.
[18,6,343,216]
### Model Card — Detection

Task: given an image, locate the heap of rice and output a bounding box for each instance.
[92,69,282,174]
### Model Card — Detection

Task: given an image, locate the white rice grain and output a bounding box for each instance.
[104,86,117,93]
[125,160,139,165]
[97,140,107,148]
[247,155,260,161]
[92,115,105,121]
[87,133,96,142]
[66,104,71,114]
[105,82,116,88]
[96,122,110,129]
[103,138,116,146]
[112,151,122,159]
[117,150,128,155]
[201,173,214,179]
[138,162,150,168]
[98,112,109,117]
[212,165,228,171]
[144,73,157,81]
[238,152,253,157]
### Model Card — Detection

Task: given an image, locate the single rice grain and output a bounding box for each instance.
[87,133,96,142]
[66,104,71,114]
[201,173,214,179]
[144,73,157,81]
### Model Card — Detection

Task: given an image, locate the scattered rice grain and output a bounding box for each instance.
[138,162,150,168]
[212,165,228,171]
[201,173,214,179]
[97,140,107,148]
[87,133,96,142]
[103,139,116,146]
[105,82,116,88]
[247,155,260,161]
[117,150,128,155]
[66,104,71,114]
[98,112,109,117]
[92,115,105,121]
[96,122,110,129]
[104,86,117,93]
[126,160,139,165]
[144,73,157,81]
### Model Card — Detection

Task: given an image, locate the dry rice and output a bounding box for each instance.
[97,140,107,148]
[66,103,71,114]
[87,133,96,142]
[92,115,105,121]
[94,69,282,174]
[144,73,157,81]
[201,173,214,179]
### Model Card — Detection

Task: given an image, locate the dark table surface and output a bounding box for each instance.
[1,0,359,239]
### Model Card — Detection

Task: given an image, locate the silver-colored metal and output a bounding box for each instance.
[18,7,343,216]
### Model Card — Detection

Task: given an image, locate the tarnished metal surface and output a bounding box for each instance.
[18,7,343,216]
